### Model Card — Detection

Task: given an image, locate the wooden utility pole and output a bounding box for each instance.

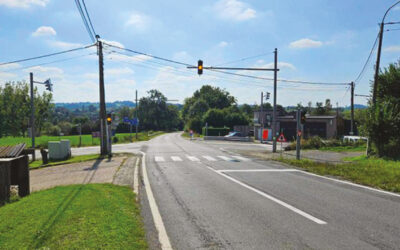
[98,40,107,156]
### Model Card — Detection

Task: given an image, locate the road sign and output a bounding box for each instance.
[277,133,286,142]
[123,117,139,126]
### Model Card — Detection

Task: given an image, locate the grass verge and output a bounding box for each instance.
[319,145,366,152]
[0,184,147,249]
[182,131,203,138]
[0,131,165,148]
[276,156,400,193]
[29,154,103,169]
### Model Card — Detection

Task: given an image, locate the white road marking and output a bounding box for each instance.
[218,156,234,161]
[202,156,217,161]
[155,156,165,162]
[140,151,173,250]
[297,170,400,198]
[186,155,200,162]
[218,169,298,173]
[231,155,250,161]
[207,166,327,225]
[133,157,140,201]
[171,156,183,162]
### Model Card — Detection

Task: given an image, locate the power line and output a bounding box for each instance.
[81,0,97,37]
[0,52,96,73]
[214,52,273,66]
[74,0,95,42]
[105,43,349,86]
[0,44,95,67]
[354,33,379,84]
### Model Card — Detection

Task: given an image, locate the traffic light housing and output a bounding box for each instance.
[44,79,53,92]
[197,60,203,75]
[107,113,112,125]
[301,111,306,125]
[266,92,271,100]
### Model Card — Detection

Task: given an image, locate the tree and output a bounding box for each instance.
[367,61,400,158]
[203,109,225,128]
[137,89,182,131]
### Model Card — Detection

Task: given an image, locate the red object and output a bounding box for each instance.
[277,133,286,142]
[298,130,302,137]
[262,129,269,140]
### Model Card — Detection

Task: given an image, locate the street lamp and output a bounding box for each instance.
[29,72,53,161]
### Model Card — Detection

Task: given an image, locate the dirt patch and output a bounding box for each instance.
[30,157,126,192]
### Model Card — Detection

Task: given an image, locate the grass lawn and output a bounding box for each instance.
[277,156,400,193]
[0,131,164,148]
[319,145,366,152]
[29,154,103,169]
[0,184,147,249]
[182,131,203,138]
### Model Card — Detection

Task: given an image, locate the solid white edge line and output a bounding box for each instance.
[140,151,173,250]
[297,170,400,198]
[133,157,139,201]
[218,169,299,173]
[207,166,327,225]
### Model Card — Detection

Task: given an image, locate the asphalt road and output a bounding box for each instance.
[142,132,400,250]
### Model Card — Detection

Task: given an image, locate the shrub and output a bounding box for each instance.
[202,127,230,136]
[112,136,119,143]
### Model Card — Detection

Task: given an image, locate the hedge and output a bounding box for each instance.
[202,127,230,136]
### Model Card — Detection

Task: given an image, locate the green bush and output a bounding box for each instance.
[112,136,119,143]
[202,127,230,136]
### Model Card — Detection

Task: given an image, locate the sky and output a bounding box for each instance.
[0,0,400,107]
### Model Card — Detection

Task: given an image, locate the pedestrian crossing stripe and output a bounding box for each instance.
[155,156,165,162]
[231,156,250,161]
[218,156,234,161]
[186,155,200,161]
[171,156,182,162]
[202,156,217,161]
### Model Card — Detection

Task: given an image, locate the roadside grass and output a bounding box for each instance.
[0,131,164,148]
[29,154,103,169]
[0,184,147,249]
[319,145,366,152]
[276,156,400,193]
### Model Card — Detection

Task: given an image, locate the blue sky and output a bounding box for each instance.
[0,0,399,107]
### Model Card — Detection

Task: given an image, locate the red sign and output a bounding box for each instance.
[277,133,286,142]
[298,130,302,137]
[262,129,269,140]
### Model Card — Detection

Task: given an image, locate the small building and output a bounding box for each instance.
[254,110,347,141]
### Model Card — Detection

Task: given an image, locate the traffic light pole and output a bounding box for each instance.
[260,92,264,143]
[296,109,301,160]
[98,40,108,156]
[350,82,355,135]
[30,73,35,161]
[272,48,278,153]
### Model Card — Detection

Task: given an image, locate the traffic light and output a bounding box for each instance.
[301,111,306,125]
[107,113,112,125]
[44,79,53,92]
[266,92,271,100]
[197,60,203,75]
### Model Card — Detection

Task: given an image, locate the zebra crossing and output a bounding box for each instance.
[154,155,251,163]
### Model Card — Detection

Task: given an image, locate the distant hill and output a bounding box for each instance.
[343,104,367,110]
[55,101,182,110]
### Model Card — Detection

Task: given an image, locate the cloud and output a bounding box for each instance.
[105,67,134,76]
[289,38,323,49]
[264,62,296,71]
[0,0,49,8]
[107,53,152,63]
[383,46,400,52]
[214,0,256,21]
[125,12,151,31]
[32,26,56,37]
[48,40,83,49]
[218,41,229,48]
[23,66,63,74]
[101,39,124,48]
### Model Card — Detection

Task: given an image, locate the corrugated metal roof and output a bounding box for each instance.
[0,143,26,158]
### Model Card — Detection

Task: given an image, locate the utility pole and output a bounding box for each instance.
[135,90,138,140]
[296,109,301,160]
[272,48,278,153]
[260,92,264,143]
[372,23,384,105]
[350,82,355,135]
[98,39,107,156]
[29,72,35,161]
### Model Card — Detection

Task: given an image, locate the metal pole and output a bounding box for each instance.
[79,123,82,147]
[296,109,301,160]
[272,48,278,153]
[260,92,263,143]
[30,72,35,161]
[98,40,107,156]
[108,123,112,158]
[350,82,355,135]
[135,90,138,140]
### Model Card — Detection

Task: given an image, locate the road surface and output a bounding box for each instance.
[141,133,400,249]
